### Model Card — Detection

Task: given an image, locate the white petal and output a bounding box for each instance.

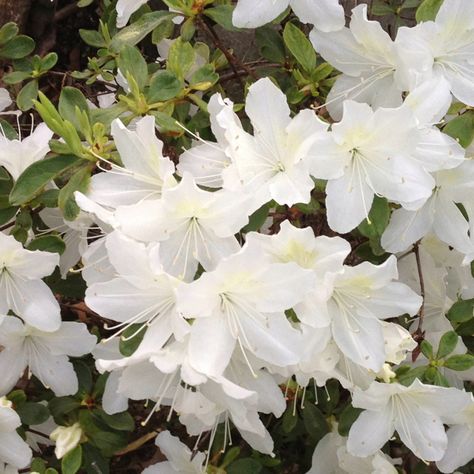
[347,408,394,457]
[232,0,289,28]
[437,424,474,473]
[291,0,345,32]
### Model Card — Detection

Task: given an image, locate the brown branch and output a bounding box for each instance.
[413,242,425,327]
[54,3,80,23]
[197,16,257,86]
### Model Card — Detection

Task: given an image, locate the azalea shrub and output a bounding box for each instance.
[0,0,474,472]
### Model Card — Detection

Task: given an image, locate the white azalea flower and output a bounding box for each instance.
[116,0,149,28]
[0,123,53,180]
[307,429,398,474]
[114,173,252,280]
[232,0,345,32]
[50,422,83,459]
[0,317,96,396]
[246,219,351,327]
[309,101,436,233]
[177,244,314,376]
[382,160,474,255]
[177,93,233,189]
[0,398,31,470]
[88,116,176,209]
[0,233,60,331]
[303,255,421,371]
[0,89,12,112]
[218,78,329,207]
[395,0,474,105]
[437,397,474,473]
[39,208,93,278]
[85,231,189,347]
[142,431,205,474]
[310,5,403,119]
[347,380,471,461]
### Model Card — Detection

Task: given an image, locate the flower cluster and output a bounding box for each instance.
[0,0,473,473]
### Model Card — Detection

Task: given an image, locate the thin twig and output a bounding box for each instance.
[413,241,425,334]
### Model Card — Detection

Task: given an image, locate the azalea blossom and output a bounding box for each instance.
[0,89,11,112]
[310,5,403,120]
[0,122,52,180]
[85,231,189,347]
[307,429,398,474]
[39,208,93,278]
[0,398,31,470]
[50,423,83,459]
[395,0,474,105]
[347,380,471,461]
[308,101,437,233]
[382,160,474,255]
[0,317,96,396]
[0,232,61,331]
[437,397,474,473]
[114,172,252,280]
[87,116,176,209]
[232,0,345,32]
[177,244,314,376]
[301,255,421,371]
[218,78,329,207]
[142,431,205,474]
[116,0,149,28]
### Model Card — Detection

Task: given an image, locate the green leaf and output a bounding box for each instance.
[151,16,175,44]
[147,70,182,102]
[0,35,35,59]
[358,196,390,238]
[17,80,39,111]
[167,38,195,80]
[62,445,82,474]
[221,447,241,469]
[16,402,50,425]
[58,165,92,221]
[227,459,262,474]
[444,354,474,371]
[49,397,81,422]
[10,155,83,206]
[283,22,316,72]
[40,52,58,72]
[242,202,273,233]
[402,0,421,9]
[79,29,106,48]
[118,45,148,92]
[436,331,459,359]
[282,405,298,434]
[338,404,363,437]
[111,11,175,50]
[372,3,396,15]
[27,235,66,254]
[59,87,91,133]
[73,360,93,395]
[447,298,474,323]
[204,5,241,32]
[256,27,286,64]
[119,324,147,356]
[31,458,47,474]
[0,22,19,45]
[82,444,110,474]
[2,70,31,85]
[420,340,434,360]
[416,0,444,22]
[443,111,474,148]
[302,403,329,442]
[397,366,427,386]
[189,64,219,89]
[97,410,135,431]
